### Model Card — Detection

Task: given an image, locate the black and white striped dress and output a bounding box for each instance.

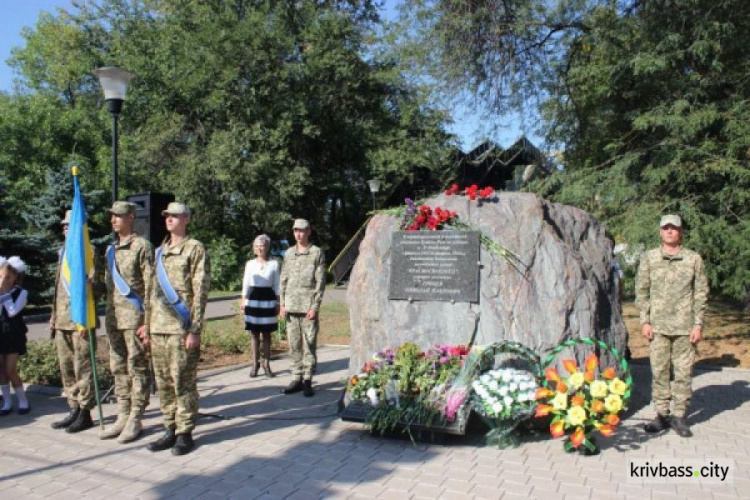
[242,259,280,333]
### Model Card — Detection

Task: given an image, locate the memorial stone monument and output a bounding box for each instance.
[347,192,627,373]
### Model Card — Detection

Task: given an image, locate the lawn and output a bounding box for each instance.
[201,298,750,371]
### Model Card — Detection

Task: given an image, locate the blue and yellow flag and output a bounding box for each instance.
[62,166,96,330]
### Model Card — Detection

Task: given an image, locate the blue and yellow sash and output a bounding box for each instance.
[155,246,192,329]
[106,244,144,313]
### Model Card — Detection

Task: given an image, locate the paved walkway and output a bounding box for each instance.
[1,346,748,499]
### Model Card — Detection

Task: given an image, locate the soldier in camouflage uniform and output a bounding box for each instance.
[279,219,326,397]
[49,210,97,433]
[146,202,210,456]
[635,214,708,438]
[100,201,154,443]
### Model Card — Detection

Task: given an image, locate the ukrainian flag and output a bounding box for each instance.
[62,166,97,330]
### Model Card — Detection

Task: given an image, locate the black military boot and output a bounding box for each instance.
[148,427,176,452]
[65,409,93,433]
[51,407,81,430]
[671,417,693,438]
[171,432,195,456]
[282,379,304,395]
[644,414,670,433]
[303,379,314,398]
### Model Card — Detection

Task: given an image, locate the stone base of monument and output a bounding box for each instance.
[340,399,471,440]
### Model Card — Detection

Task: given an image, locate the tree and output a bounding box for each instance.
[396,0,750,299]
[4,0,453,266]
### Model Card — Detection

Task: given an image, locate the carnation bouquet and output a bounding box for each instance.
[453,341,544,447]
[471,367,539,447]
[535,338,632,455]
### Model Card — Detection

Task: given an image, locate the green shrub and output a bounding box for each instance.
[202,317,250,354]
[19,338,113,390]
[19,340,61,386]
[275,316,287,342]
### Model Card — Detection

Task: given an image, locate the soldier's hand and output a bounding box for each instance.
[49,316,55,337]
[306,309,317,320]
[690,325,702,344]
[185,332,200,350]
[279,306,286,318]
[137,325,150,348]
[642,323,654,340]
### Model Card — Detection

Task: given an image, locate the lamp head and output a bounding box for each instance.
[367,179,382,194]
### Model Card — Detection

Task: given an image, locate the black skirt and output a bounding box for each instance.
[0,317,28,356]
[244,287,278,333]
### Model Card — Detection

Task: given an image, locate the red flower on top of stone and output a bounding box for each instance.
[405,203,457,231]
[445,183,495,201]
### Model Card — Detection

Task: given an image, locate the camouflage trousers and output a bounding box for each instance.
[650,333,696,418]
[107,328,150,416]
[55,329,95,410]
[151,333,200,434]
[287,314,318,380]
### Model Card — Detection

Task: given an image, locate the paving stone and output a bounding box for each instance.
[0,347,747,499]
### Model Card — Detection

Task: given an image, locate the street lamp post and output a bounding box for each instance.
[367,179,382,211]
[92,66,135,204]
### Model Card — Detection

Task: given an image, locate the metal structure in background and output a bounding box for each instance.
[127,192,176,247]
[92,66,135,205]
[329,139,550,286]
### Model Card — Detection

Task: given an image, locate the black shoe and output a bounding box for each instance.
[0,408,10,416]
[171,433,195,456]
[66,409,93,433]
[282,380,304,395]
[148,427,177,452]
[17,405,31,415]
[644,414,670,433]
[303,380,314,398]
[263,361,275,378]
[51,408,80,429]
[249,362,259,378]
[671,417,693,438]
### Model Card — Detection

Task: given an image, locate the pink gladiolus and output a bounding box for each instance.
[442,388,468,421]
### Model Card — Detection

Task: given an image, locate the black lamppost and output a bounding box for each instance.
[92,66,135,204]
[367,179,382,211]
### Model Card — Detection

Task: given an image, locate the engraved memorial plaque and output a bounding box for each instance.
[389,231,480,302]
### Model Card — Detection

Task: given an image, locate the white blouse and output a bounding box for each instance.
[241,259,280,297]
[0,286,28,318]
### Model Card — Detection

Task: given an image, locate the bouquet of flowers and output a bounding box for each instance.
[472,368,538,419]
[346,342,470,435]
[399,198,457,231]
[535,339,632,455]
[445,183,496,201]
[451,341,543,447]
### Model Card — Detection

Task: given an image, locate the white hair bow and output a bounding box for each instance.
[6,256,26,274]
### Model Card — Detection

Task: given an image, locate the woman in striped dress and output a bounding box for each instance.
[240,235,280,377]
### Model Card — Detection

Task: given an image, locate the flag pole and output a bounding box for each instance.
[69,165,105,429]
[87,327,105,430]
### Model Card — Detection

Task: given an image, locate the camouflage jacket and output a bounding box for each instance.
[105,233,154,330]
[52,244,100,331]
[149,237,210,335]
[279,244,326,314]
[635,246,709,335]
